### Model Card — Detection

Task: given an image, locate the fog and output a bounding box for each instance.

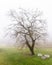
[0,0,52,47]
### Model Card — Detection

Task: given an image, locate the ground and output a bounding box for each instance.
[0,47,52,65]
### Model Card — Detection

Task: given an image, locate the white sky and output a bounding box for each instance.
[0,0,52,46]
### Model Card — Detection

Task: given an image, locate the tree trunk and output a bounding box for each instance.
[31,40,35,55]
[30,47,35,55]
[26,40,35,55]
[24,35,35,55]
[26,42,35,55]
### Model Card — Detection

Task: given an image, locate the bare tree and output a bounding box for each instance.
[7,8,47,55]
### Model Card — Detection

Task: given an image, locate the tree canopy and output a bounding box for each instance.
[7,8,47,55]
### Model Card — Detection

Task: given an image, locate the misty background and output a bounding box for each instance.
[0,0,52,47]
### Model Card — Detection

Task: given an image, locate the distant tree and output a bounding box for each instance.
[7,8,47,55]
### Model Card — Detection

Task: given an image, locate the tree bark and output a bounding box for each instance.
[24,35,36,55]
[24,35,35,55]
[31,40,35,55]
[30,47,35,55]
[26,42,35,55]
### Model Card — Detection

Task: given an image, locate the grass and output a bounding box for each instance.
[0,47,52,65]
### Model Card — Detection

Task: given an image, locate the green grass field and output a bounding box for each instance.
[0,47,52,65]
